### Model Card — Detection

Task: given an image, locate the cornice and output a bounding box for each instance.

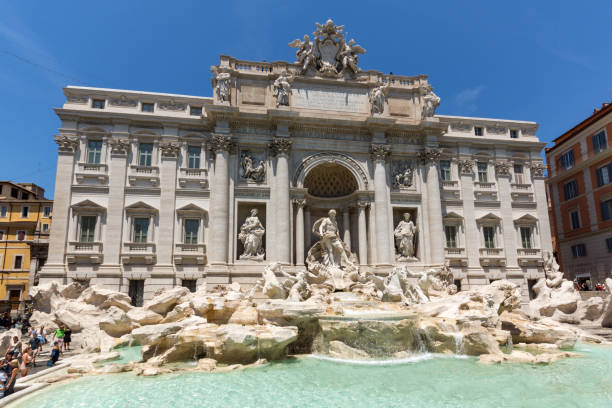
[54,108,210,128]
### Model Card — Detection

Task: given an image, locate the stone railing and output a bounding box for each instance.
[68,241,103,253]
[124,242,156,253]
[128,165,160,187]
[78,162,108,173]
[174,243,206,265]
[130,165,159,175]
[511,183,532,191]
[233,61,273,73]
[517,248,541,256]
[66,241,103,264]
[76,162,109,184]
[178,168,209,188]
[445,247,466,257]
[474,181,496,190]
[441,180,459,189]
[479,248,504,256]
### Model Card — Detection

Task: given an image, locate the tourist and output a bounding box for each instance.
[47,341,60,367]
[3,360,19,397]
[20,346,33,377]
[0,354,13,399]
[53,325,65,351]
[28,332,40,361]
[63,326,72,351]
[36,326,46,353]
[9,337,21,360]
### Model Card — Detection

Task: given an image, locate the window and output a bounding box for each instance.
[474,127,483,136]
[21,192,29,200]
[43,206,51,217]
[187,146,201,169]
[564,180,578,200]
[14,255,23,269]
[510,129,518,139]
[0,231,4,240]
[520,226,532,249]
[21,206,29,218]
[606,237,612,252]
[595,163,612,187]
[182,279,197,293]
[444,225,457,248]
[0,206,7,217]
[571,244,586,257]
[560,150,574,170]
[92,99,105,109]
[141,103,154,112]
[513,164,524,184]
[483,226,496,248]
[87,140,103,164]
[477,162,488,183]
[42,224,49,233]
[439,160,451,181]
[79,216,97,243]
[138,143,153,166]
[601,199,612,221]
[129,280,144,307]
[592,130,607,154]
[184,219,200,244]
[190,106,202,116]
[10,188,18,198]
[16,230,26,241]
[133,218,149,243]
[569,210,581,230]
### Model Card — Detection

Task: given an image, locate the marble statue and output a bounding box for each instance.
[369,83,389,114]
[215,72,231,103]
[543,250,563,288]
[313,209,352,268]
[394,213,417,260]
[248,262,287,299]
[240,153,265,183]
[403,267,453,303]
[393,165,414,188]
[273,71,292,107]
[421,87,440,119]
[288,35,316,73]
[338,39,365,75]
[238,209,265,260]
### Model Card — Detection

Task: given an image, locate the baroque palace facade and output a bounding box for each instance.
[41,21,551,302]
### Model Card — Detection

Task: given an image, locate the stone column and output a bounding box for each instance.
[270,138,292,264]
[458,159,480,267]
[530,163,552,252]
[156,141,179,268]
[343,209,351,250]
[208,134,232,265]
[371,144,391,265]
[39,136,78,283]
[420,148,445,265]
[304,207,311,250]
[294,199,306,265]
[357,202,369,265]
[496,161,519,268]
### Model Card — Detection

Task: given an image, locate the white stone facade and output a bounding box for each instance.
[40,21,550,301]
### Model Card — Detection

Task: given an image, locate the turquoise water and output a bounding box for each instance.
[99,346,143,366]
[12,344,612,408]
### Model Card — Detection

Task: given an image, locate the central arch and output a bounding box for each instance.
[304,162,358,197]
[293,152,368,191]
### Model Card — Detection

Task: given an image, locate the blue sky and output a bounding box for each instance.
[1,1,610,198]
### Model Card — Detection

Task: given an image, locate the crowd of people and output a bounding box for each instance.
[0,325,71,399]
[574,280,608,291]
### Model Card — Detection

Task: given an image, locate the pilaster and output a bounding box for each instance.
[371,143,392,265]
[495,160,519,268]
[270,136,292,265]
[419,147,444,266]
[155,135,179,272]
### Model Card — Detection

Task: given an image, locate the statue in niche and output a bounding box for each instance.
[240,152,265,183]
[215,72,231,103]
[313,209,352,268]
[289,35,316,73]
[238,209,265,260]
[273,71,292,107]
[421,87,440,119]
[393,165,414,188]
[394,212,418,261]
[369,83,390,114]
[338,39,365,75]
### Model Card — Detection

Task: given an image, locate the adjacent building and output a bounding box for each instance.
[546,103,612,285]
[0,181,52,307]
[40,21,551,303]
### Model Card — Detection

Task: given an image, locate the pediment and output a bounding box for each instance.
[443,211,463,220]
[476,212,501,222]
[125,201,158,213]
[176,203,207,215]
[71,200,106,212]
[514,214,538,224]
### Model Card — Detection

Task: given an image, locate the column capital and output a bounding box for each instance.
[209,134,233,154]
[109,138,130,156]
[529,162,546,179]
[417,148,441,164]
[370,144,391,162]
[357,201,370,209]
[458,159,475,176]
[54,135,78,154]
[160,142,180,158]
[270,137,292,156]
[494,161,511,177]
[293,198,307,208]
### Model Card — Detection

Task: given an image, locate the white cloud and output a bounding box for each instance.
[454,85,485,113]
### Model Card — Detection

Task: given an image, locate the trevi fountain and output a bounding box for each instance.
[9,19,612,408]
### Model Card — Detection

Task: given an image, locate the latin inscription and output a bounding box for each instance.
[292,84,368,113]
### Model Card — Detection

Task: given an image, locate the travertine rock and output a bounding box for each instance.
[144,287,190,315]
[161,302,194,323]
[196,358,218,372]
[126,308,163,326]
[228,303,259,325]
[99,306,137,337]
[131,322,184,347]
[500,311,578,348]
[529,279,580,318]
[328,340,369,359]
[601,278,612,328]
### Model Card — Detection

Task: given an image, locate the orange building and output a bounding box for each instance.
[546,103,612,286]
[0,182,52,308]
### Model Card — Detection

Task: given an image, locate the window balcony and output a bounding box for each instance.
[474,182,498,202]
[75,162,109,184]
[440,180,460,200]
[444,247,467,266]
[517,248,542,266]
[178,168,208,188]
[510,183,535,204]
[174,243,207,264]
[66,241,103,264]
[128,165,160,186]
[479,248,506,266]
[121,242,156,264]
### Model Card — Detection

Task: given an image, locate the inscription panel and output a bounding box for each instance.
[292,83,368,113]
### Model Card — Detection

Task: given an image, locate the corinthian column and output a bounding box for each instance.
[420,148,444,265]
[157,141,180,267]
[357,201,369,265]
[343,209,351,250]
[371,144,392,265]
[294,199,306,265]
[271,138,292,264]
[209,134,232,265]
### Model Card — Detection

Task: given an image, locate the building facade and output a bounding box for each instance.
[40,21,551,302]
[546,103,612,285]
[0,181,52,306]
